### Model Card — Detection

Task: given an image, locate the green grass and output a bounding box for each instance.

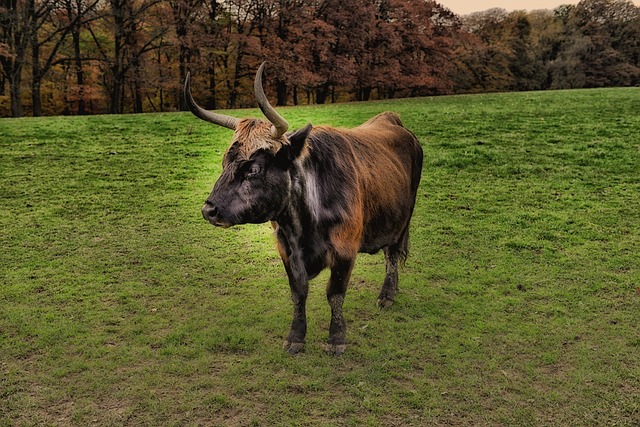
[1,88,639,426]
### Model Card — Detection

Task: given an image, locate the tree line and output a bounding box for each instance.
[1,0,639,117]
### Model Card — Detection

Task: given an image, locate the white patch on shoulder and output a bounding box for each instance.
[305,169,321,223]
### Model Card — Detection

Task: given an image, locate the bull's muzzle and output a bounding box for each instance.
[202,202,217,221]
[202,201,230,228]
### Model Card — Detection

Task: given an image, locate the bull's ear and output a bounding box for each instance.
[288,123,312,158]
[275,123,312,168]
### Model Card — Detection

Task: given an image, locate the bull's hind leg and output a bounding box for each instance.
[325,257,355,357]
[377,226,410,308]
[377,246,400,308]
[378,224,409,309]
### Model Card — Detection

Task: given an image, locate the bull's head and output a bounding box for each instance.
[185,62,312,227]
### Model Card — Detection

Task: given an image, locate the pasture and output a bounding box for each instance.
[1,88,639,426]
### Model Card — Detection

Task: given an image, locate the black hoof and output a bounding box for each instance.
[324,343,347,357]
[283,340,305,355]
[376,297,394,309]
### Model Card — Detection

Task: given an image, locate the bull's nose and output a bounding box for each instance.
[202,202,218,222]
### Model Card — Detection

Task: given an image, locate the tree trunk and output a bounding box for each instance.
[206,57,217,110]
[72,28,85,115]
[229,81,237,109]
[388,87,396,99]
[155,49,164,112]
[110,0,124,114]
[134,88,142,112]
[31,28,42,116]
[31,80,42,116]
[111,70,123,114]
[120,79,126,113]
[229,48,244,109]
[222,56,232,108]
[316,81,330,104]
[10,71,23,117]
[133,57,143,113]
[276,79,287,106]
[177,26,190,111]
[356,85,372,101]
[205,0,219,110]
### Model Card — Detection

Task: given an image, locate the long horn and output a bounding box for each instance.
[184,72,239,130]
[254,62,289,138]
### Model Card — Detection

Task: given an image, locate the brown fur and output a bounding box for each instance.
[308,113,416,255]
[230,119,286,159]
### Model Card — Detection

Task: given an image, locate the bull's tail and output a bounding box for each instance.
[397,223,411,266]
[400,130,423,266]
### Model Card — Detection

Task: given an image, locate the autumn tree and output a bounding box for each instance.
[305,0,360,104]
[351,0,395,101]
[53,0,103,115]
[27,0,54,116]
[29,0,104,116]
[0,0,45,116]
[572,0,640,86]
[168,0,204,110]
[544,0,640,88]
[200,0,226,109]
[457,8,516,92]
[95,0,167,113]
[253,0,317,106]
[526,9,564,88]
[382,0,459,98]
[214,0,262,108]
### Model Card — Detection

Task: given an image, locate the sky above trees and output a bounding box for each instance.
[442,0,639,14]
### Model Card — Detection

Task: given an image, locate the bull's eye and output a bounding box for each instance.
[244,163,261,180]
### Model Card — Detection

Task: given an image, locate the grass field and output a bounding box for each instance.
[1,88,639,426]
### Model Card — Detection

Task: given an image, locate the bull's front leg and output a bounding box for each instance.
[282,260,308,355]
[325,257,355,357]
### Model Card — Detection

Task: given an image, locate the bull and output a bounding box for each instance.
[185,62,423,356]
